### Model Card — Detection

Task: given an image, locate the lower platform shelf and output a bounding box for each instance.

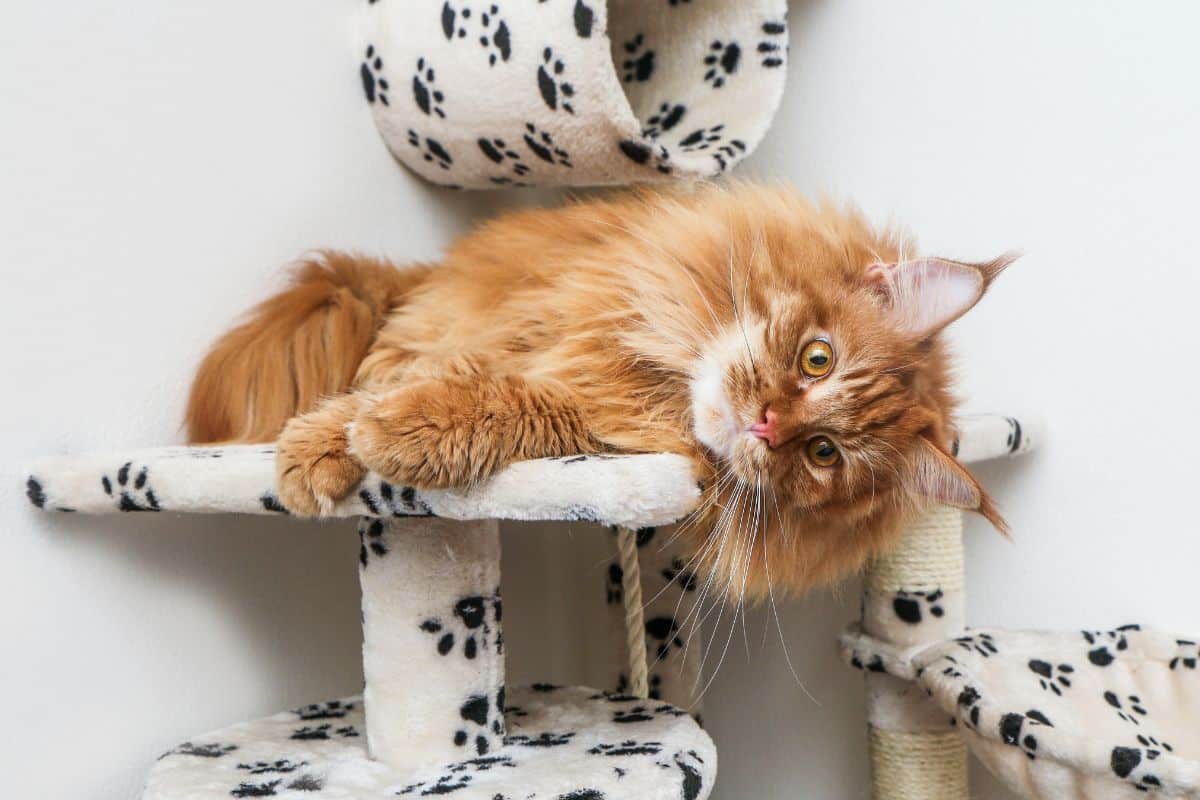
[144,685,715,800]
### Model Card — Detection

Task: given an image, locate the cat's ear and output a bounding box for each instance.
[909,436,1008,534]
[867,254,1017,338]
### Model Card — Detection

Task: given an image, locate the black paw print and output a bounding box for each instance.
[237,760,307,775]
[956,685,983,729]
[441,1,470,39]
[643,102,686,138]
[758,20,787,68]
[1111,746,1164,792]
[420,591,503,659]
[358,481,432,517]
[613,707,654,724]
[1171,639,1199,670]
[1028,659,1074,695]
[573,0,595,37]
[161,742,236,759]
[588,739,663,756]
[454,688,505,755]
[1083,625,1140,666]
[399,774,472,796]
[1104,691,1148,725]
[537,48,575,113]
[290,724,331,741]
[621,34,655,82]
[662,557,698,591]
[358,518,388,567]
[477,4,511,66]
[295,699,355,720]
[406,129,454,170]
[849,653,886,674]
[678,124,724,152]
[286,723,356,741]
[398,755,517,796]
[441,3,511,66]
[259,493,288,514]
[1136,733,1175,755]
[478,136,530,180]
[287,775,323,792]
[505,731,575,747]
[618,139,672,174]
[953,632,999,657]
[233,775,321,797]
[360,45,390,106]
[523,122,572,166]
[999,711,1050,760]
[606,562,623,605]
[102,462,160,511]
[412,57,445,118]
[25,476,46,508]
[645,616,684,659]
[893,589,945,624]
[703,40,741,88]
[675,751,705,800]
[711,139,747,172]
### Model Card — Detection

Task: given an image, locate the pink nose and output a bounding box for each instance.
[749,410,780,448]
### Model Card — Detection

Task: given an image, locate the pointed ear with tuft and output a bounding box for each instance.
[909,436,1008,534]
[867,253,1018,339]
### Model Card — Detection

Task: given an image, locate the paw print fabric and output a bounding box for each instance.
[358,517,508,770]
[357,0,789,188]
[842,624,1200,799]
[144,686,716,799]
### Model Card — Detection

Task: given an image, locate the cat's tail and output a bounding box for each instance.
[185,251,431,443]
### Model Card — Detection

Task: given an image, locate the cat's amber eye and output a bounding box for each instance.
[806,436,841,467]
[799,339,835,378]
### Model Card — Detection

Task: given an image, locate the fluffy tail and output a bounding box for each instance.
[185,251,429,443]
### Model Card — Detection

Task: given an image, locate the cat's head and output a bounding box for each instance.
[681,197,1012,593]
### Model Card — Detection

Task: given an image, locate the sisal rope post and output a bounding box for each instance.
[616,526,650,699]
[861,506,969,800]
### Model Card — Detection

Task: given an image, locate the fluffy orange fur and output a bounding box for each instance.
[186,183,1009,599]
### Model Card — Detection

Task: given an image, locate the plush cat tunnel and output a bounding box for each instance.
[357,0,790,188]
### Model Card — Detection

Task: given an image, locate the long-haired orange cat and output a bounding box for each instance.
[187,183,1010,598]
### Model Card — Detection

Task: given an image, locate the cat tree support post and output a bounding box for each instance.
[861,506,968,800]
[357,516,504,772]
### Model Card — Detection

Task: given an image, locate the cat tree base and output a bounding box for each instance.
[144,685,715,800]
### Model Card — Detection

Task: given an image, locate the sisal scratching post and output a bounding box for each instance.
[861,506,968,800]
[358,516,505,772]
[606,524,706,712]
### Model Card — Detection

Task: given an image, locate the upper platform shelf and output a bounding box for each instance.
[25,414,1039,528]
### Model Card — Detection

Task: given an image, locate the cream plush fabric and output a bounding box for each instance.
[25,448,700,528]
[356,0,789,188]
[842,625,1200,798]
[143,685,716,799]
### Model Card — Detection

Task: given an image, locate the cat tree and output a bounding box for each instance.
[49,413,1200,800]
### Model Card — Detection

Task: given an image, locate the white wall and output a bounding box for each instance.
[3,1,1198,798]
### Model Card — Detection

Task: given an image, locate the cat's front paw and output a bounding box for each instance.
[350,382,495,490]
[276,406,366,516]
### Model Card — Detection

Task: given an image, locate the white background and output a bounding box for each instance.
[3,1,1198,797]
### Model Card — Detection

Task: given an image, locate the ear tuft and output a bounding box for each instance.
[910,436,1008,535]
[869,253,1018,338]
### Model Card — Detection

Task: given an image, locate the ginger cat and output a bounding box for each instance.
[186,183,1010,598]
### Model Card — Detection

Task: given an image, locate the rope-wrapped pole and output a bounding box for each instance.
[616,526,649,699]
[861,506,968,800]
